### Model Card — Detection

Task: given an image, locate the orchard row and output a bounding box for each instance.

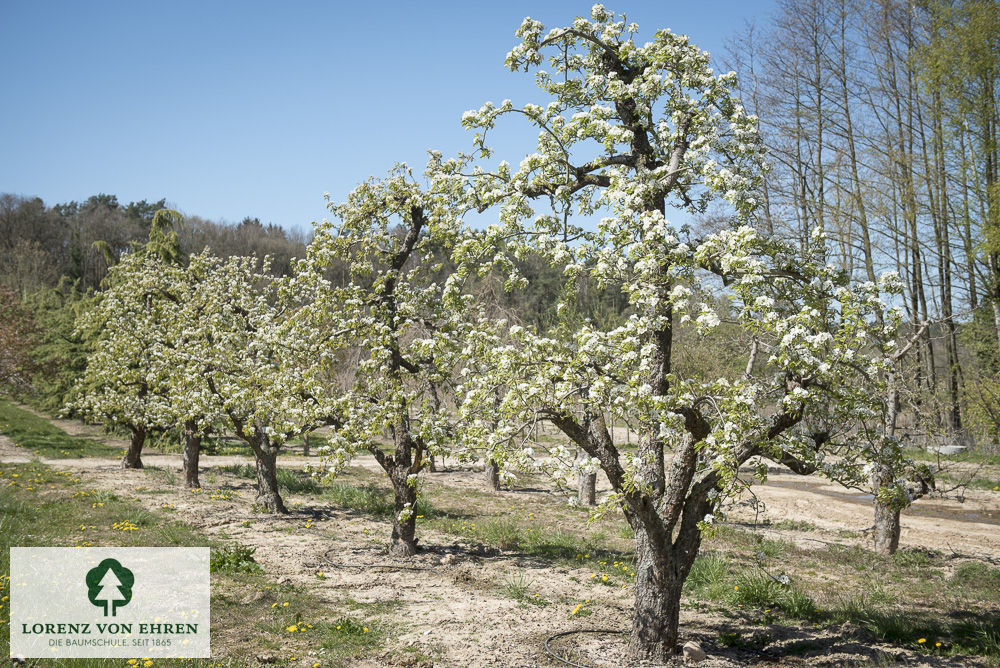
[69,6,927,661]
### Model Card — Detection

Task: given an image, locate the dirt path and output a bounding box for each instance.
[733,469,1000,562]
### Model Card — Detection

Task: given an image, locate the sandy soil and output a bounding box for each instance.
[2,423,998,667]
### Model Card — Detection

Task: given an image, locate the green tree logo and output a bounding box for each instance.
[86,559,134,617]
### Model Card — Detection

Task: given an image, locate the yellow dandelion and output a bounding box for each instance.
[917,638,926,644]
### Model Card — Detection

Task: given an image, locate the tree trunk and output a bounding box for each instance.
[873,495,901,556]
[121,425,145,469]
[485,460,501,492]
[578,471,596,506]
[627,528,683,662]
[389,470,418,556]
[576,448,597,505]
[302,431,310,457]
[182,419,201,489]
[249,435,287,514]
[872,452,901,556]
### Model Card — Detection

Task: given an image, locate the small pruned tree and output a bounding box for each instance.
[868,321,936,555]
[449,6,899,660]
[297,165,466,556]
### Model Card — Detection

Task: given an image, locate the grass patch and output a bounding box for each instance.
[500,572,550,606]
[691,529,834,621]
[146,465,179,486]
[0,461,212,663]
[950,561,1000,600]
[710,524,790,557]
[0,464,205,551]
[316,617,383,662]
[220,462,322,494]
[769,519,818,532]
[686,551,734,601]
[951,618,1000,659]
[432,514,625,566]
[944,448,1000,467]
[211,544,265,575]
[324,481,396,517]
[0,399,121,458]
[223,464,454,526]
[716,629,773,649]
[829,594,942,644]
[685,551,817,620]
[822,543,879,572]
[889,547,941,569]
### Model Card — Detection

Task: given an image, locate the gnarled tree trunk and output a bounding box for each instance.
[629,530,684,661]
[248,432,287,513]
[873,495,901,556]
[389,467,418,556]
[121,425,145,469]
[627,485,710,662]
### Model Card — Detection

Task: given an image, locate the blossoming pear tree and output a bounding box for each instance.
[71,210,186,469]
[71,251,176,469]
[170,250,335,512]
[297,164,467,556]
[448,6,899,660]
[146,254,225,489]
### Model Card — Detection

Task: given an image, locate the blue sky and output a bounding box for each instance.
[1,1,776,235]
